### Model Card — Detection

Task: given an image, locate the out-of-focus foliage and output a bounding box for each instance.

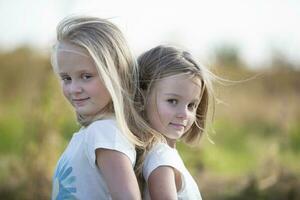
[0,47,79,200]
[213,44,243,68]
[0,45,299,199]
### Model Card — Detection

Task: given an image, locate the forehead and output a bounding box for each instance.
[56,42,90,57]
[54,42,96,73]
[153,73,202,97]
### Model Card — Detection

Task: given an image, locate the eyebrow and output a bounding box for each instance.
[163,93,181,97]
[58,72,68,76]
[164,93,200,102]
[58,69,94,74]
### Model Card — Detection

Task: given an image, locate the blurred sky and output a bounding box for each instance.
[0,0,299,68]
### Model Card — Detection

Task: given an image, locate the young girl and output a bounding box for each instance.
[51,16,142,200]
[136,45,215,199]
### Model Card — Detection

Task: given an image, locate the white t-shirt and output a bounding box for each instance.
[52,118,136,200]
[143,143,202,200]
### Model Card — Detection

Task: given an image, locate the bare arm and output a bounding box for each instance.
[148,166,178,200]
[96,148,141,200]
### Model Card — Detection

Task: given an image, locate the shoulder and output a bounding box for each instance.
[146,143,178,162]
[85,118,129,145]
[86,118,118,133]
[143,143,182,181]
[84,118,136,165]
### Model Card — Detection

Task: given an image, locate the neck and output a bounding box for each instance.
[166,138,176,148]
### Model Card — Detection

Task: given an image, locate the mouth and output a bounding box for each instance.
[169,123,185,129]
[72,97,90,106]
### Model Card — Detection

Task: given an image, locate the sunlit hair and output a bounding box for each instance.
[51,16,144,146]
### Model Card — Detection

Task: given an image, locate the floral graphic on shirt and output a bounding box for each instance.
[52,157,77,200]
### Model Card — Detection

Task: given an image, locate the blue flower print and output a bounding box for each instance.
[52,157,77,200]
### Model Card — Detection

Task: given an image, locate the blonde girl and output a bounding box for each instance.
[51,16,142,200]
[136,45,215,199]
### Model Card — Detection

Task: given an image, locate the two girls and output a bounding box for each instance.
[51,16,214,200]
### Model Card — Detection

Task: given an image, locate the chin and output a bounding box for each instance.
[166,134,182,140]
[76,109,92,116]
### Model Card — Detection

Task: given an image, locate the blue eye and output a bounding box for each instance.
[167,99,177,105]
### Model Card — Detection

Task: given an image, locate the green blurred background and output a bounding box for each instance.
[1,1,300,199]
[0,45,299,200]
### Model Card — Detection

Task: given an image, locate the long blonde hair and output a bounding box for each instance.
[51,16,145,146]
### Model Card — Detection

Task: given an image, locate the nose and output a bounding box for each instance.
[176,106,188,119]
[69,81,83,94]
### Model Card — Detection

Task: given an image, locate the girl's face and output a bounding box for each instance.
[55,42,111,117]
[145,73,202,147]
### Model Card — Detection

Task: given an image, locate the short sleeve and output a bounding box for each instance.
[83,119,136,167]
[143,143,182,182]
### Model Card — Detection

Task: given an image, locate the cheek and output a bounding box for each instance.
[159,105,170,115]
[145,101,162,127]
[155,102,173,121]
[91,80,110,98]
[188,112,197,124]
[62,84,69,98]
[184,116,195,133]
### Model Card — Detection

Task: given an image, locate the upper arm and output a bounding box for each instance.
[96,148,141,200]
[148,166,178,200]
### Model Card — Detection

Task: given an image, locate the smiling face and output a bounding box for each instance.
[145,73,202,147]
[55,42,111,117]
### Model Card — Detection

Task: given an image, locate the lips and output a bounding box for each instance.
[169,123,185,129]
[72,97,90,106]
